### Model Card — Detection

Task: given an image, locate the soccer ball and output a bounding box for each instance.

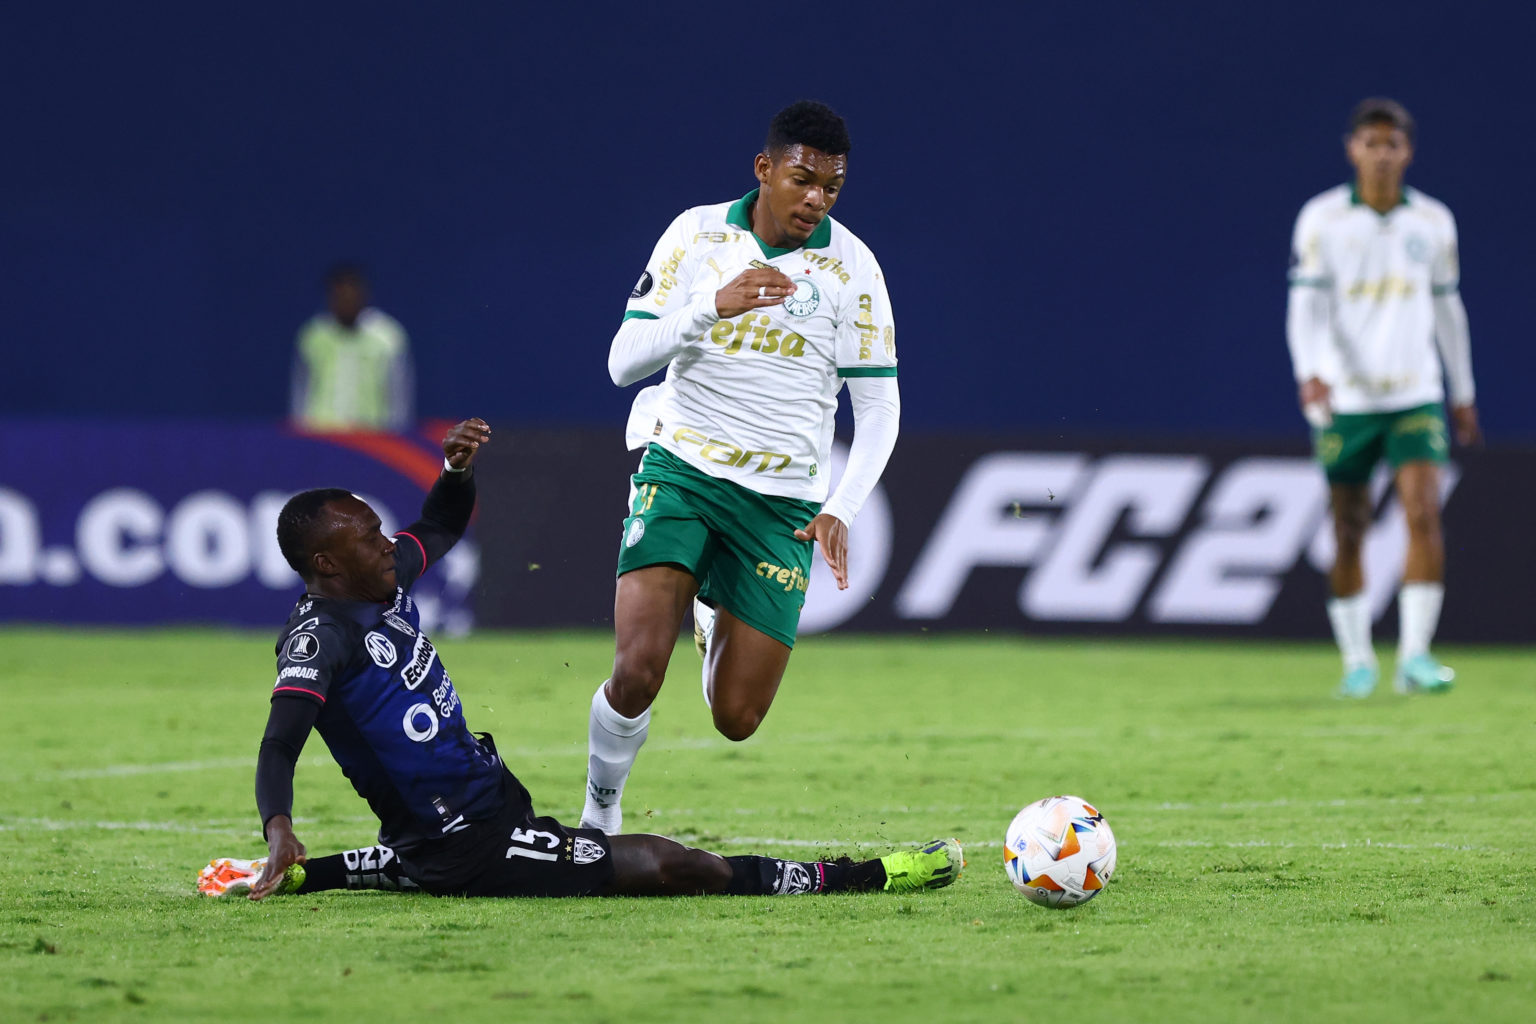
[1003,795,1117,908]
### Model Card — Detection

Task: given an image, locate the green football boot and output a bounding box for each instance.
[1395,653,1454,695]
[1336,664,1379,699]
[881,838,965,893]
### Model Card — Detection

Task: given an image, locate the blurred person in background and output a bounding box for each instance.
[291,262,414,432]
[1286,98,1479,700]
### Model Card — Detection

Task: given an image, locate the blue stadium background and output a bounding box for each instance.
[7,2,1532,439]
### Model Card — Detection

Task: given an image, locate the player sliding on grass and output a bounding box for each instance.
[582,100,900,834]
[1287,98,1479,699]
[198,418,960,900]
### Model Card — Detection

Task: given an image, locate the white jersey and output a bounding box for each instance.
[1287,184,1467,413]
[619,191,897,503]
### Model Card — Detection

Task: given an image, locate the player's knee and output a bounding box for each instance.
[1333,514,1368,551]
[610,651,668,703]
[659,848,730,894]
[712,705,764,742]
[1400,501,1441,538]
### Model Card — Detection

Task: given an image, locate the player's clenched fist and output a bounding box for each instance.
[442,418,491,470]
[715,268,794,319]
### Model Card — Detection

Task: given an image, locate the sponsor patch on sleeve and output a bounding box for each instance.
[283,631,320,663]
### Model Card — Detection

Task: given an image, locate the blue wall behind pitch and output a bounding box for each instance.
[4,3,1531,438]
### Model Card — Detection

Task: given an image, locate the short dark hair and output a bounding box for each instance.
[1348,97,1415,144]
[276,487,355,577]
[324,262,368,289]
[764,100,851,158]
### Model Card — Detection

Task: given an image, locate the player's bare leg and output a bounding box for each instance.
[1393,461,1453,693]
[703,608,793,741]
[1395,461,1444,583]
[1328,483,1371,597]
[582,565,698,833]
[1326,483,1377,697]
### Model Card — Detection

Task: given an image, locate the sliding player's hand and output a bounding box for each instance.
[443,418,491,470]
[251,815,306,901]
[795,513,849,591]
[716,269,794,318]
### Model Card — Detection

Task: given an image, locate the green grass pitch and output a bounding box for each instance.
[2,627,1533,1023]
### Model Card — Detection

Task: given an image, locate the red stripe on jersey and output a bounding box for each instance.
[397,530,429,571]
[272,686,325,703]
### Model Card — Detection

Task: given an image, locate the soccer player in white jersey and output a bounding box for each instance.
[1286,98,1480,699]
[580,101,900,832]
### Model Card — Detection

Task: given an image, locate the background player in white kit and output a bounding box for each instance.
[1286,98,1479,699]
[581,101,901,833]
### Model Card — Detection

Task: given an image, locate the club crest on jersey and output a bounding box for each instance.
[625,518,646,548]
[630,270,654,299]
[782,276,820,318]
[573,838,607,865]
[365,631,398,668]
[284,632,320,663]
[1404,234,1431,263]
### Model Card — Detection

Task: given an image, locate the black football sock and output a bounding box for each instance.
[295,845,417,893]
[725,855,887,895]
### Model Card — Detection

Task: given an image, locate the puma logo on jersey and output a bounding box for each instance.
[708,314,807,357]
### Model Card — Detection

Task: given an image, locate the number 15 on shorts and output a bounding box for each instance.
[505,826,560,861]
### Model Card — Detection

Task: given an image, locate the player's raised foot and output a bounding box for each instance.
[1394,653,1454,695]
[1335,665,1379,700]
[881,838,965,894]
[693,598,715,660]
[580,783,622,835]
[196,857,305,898]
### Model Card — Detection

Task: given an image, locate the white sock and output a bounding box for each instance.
[581,683,650,834]
[694,597,717,709]
[1397,581,1444,661]
[1326,593,1375,671]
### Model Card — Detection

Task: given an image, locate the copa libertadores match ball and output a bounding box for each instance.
[1003,795,1117,908]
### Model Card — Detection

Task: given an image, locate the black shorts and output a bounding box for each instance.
[394,772,616,898]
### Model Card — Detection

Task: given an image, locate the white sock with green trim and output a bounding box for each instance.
[1326,593,1375,671]
[581,682,649,835]
[1397,581,1444,662]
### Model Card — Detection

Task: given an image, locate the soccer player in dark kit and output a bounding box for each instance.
[197,418,962,900]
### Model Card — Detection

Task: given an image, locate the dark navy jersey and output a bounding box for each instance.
[266,481,516,849]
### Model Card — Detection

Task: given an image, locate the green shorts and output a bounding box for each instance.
[615,444,821,648]
[1314,403,1449,485]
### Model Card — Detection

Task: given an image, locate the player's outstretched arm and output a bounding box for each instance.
[396,418,489,578]
[251,695,320,899]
